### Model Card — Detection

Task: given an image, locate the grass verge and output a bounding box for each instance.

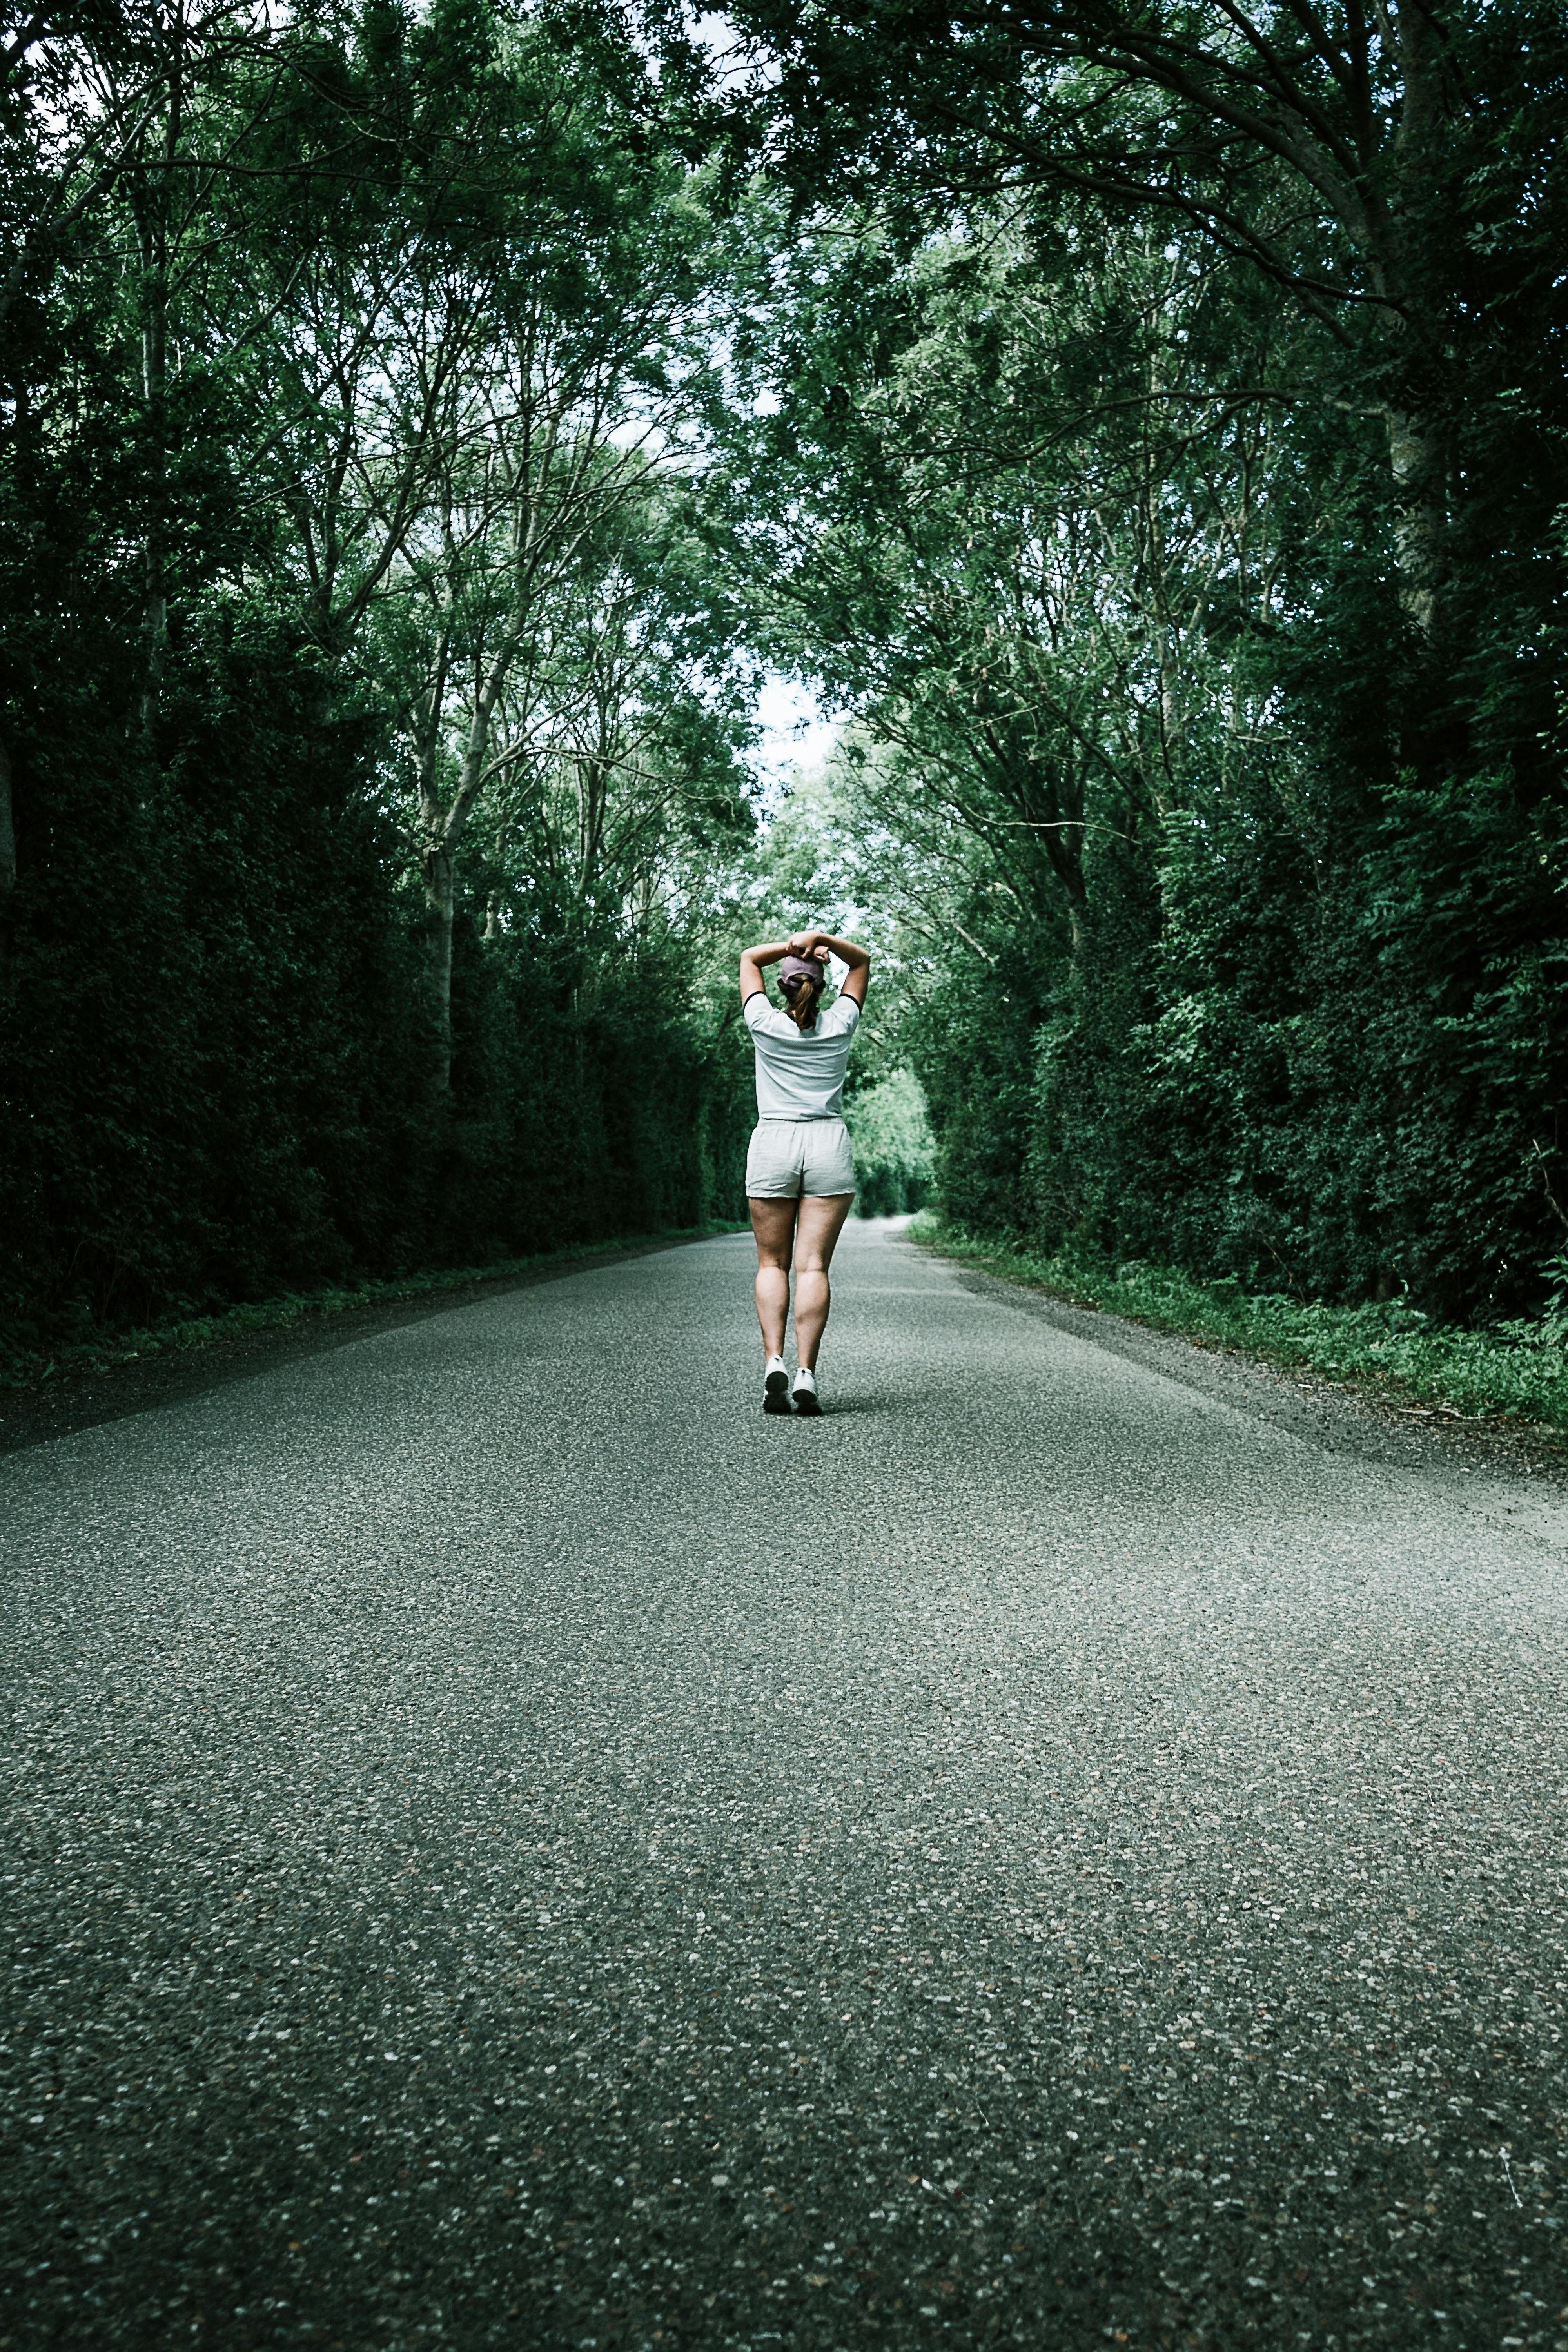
[910,1220,1568,1436]
[2,1223,750,1395]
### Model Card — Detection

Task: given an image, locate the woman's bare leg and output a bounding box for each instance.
[792,1192,855,1370]
[750,1196,799,1357]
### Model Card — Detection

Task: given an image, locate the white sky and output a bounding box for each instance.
[751,672,839,798]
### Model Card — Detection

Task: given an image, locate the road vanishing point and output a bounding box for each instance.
[3,1221,1565,2350]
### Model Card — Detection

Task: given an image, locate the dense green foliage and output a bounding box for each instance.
[4,0,1567,1369]
[709,0,1568,1321]
[0,0,757,1368]
[845,1070,935,1217]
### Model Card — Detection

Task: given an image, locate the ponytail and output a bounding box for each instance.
[781,972,822,1032]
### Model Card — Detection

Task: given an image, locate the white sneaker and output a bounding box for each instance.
[764,1355,791,1415]
[792,1366,822,1417]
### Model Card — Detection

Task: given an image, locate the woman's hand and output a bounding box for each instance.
[794,930,870,1006]
[745,930,869,1008]
[788,930,869,974]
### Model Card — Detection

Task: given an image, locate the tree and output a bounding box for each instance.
[699,98,1568,1308]
[715,0,1568,695]
[708,189,1325,945]
[382,138,717,1068]
[0,0,758,1353]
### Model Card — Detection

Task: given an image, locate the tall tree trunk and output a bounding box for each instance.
[1378,0,1450,639]
[1385,404,1445,635]
[419,658,510,1088]
[134,2,181,735]
[416,704,456,1090]
[423,841,455,1088]
[136,198,169,731]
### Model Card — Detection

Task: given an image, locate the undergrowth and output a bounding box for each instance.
[911,1221,1568,1436]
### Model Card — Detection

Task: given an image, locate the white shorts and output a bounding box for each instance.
[746,1117,856,1200]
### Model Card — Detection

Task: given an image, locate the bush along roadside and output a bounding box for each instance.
[0,1225,749,1396]
[911,1223,1568,1437]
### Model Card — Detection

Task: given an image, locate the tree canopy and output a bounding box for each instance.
[2,0,1565,1356]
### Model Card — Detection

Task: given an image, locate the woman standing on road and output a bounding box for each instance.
[739,928,871,1416]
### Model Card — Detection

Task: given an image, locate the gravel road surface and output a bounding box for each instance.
[4,1220,1566,2351]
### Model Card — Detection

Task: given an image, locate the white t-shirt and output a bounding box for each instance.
[744,989,862,1121]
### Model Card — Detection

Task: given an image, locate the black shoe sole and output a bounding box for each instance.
[793,1390,822,1417]
[763,1393,792,1414]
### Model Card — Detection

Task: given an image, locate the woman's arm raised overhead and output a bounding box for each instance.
[786,931,871,1008]
[739,939,793,1003]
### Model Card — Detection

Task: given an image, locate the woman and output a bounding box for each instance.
[739,927,871,1415]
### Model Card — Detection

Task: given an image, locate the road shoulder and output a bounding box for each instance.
[913,1238,1568,1553]
[0,1235,708,1459]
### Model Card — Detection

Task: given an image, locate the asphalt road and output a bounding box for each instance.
[3,1220,1566,2352]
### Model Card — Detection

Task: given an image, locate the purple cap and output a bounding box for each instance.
[779,953,826,991]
